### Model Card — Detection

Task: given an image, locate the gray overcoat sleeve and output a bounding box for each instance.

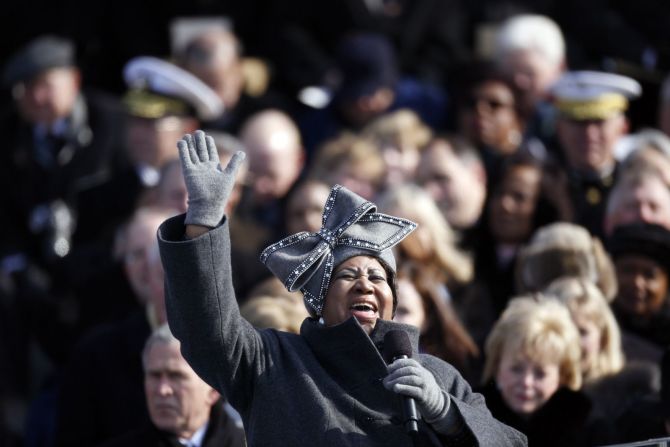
[157,214,267,412]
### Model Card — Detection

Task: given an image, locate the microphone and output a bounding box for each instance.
[383,330,419,435]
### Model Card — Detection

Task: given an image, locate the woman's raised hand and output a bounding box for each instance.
[177,130,245,228]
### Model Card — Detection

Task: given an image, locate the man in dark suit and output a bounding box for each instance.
[0,35,133,275]
[0,35,136,397]
[99,324,246,447]
[54,206,177,447]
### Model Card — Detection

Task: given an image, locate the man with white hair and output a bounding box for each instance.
[494,14,567,115]
[604,168,670,236]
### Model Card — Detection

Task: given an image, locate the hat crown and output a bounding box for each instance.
[552,70,642,100]
[551,70,641,120]
[4,35,75,86]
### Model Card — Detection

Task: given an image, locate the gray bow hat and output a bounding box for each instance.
[260,184,417,316]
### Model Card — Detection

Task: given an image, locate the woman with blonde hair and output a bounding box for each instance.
[362,109,433,187]
[308,132,385,200]
[516,222,618,301]
[544,276,659,427]
[544,277,623,381]
[377,183,473,288]
[479,295,613,446]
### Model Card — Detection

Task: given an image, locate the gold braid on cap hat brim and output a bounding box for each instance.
[556,93,628,121]
[123,89,190,119]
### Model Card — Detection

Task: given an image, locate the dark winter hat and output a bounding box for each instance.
[3,35,75,86]
[607,223,670,275]
[335,32,398,101]
[260,184,416,316]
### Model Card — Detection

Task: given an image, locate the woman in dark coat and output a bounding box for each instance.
[608,223,670,352]
[157,131,526,446]
[477,295,613,447]
[459,152,572,349]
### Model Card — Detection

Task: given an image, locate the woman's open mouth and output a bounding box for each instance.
[349,302,378,321]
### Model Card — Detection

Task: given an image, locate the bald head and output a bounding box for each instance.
[240,109,305,203]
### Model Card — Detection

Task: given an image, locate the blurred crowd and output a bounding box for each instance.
[2,1,670,446]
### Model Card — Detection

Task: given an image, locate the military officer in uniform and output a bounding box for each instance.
[552,70,641,239]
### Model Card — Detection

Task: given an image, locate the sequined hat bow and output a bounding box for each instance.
[260,185,416,315]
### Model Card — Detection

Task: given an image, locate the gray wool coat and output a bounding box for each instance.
[157,215,527,446]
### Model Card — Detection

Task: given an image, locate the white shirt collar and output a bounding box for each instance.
[178,420,208,447]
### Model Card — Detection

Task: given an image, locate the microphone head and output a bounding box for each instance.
[383,330,413,364]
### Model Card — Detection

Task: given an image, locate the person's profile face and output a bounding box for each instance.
[16,67,80,126]
[122,215,164,304]
[285,182,330,234]
[126,116,189,168]
[380,139,421,187]
[330,163,379,201]
[392,278,425,330]
[607,177,670,233]
[557,114,626,174]
[572,313,602,376]
[504,49,562,106]
[495,348,561,415]
[183,32,242,104]
[488,164,541,244]
[615,254,669,318]
[144,343,217,439]
[459,80,520,154]
[417,142,485,230]
[321,256,394,334]
[157,163,188,213]
[247,137,302,204]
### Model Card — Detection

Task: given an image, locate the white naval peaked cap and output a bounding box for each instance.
[123,56,224,121]
[550,70,641,120]
[552,70,641,100]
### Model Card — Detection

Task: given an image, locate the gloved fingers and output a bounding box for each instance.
[183,134,198,164]
[384,369,422,388]
[385,370,424,386]
[205,135,220,164]
[177,139,193,167]
[385,362,424,382]
[194,130,209,162]
[387,382,424,401]
[223,151,247,177]
[383,370,425,393]
[386,358,420,373]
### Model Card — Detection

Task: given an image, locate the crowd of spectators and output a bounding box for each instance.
[2,1,670,445]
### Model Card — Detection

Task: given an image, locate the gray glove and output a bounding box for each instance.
[177,130,245,228]
[383,358,451,426]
